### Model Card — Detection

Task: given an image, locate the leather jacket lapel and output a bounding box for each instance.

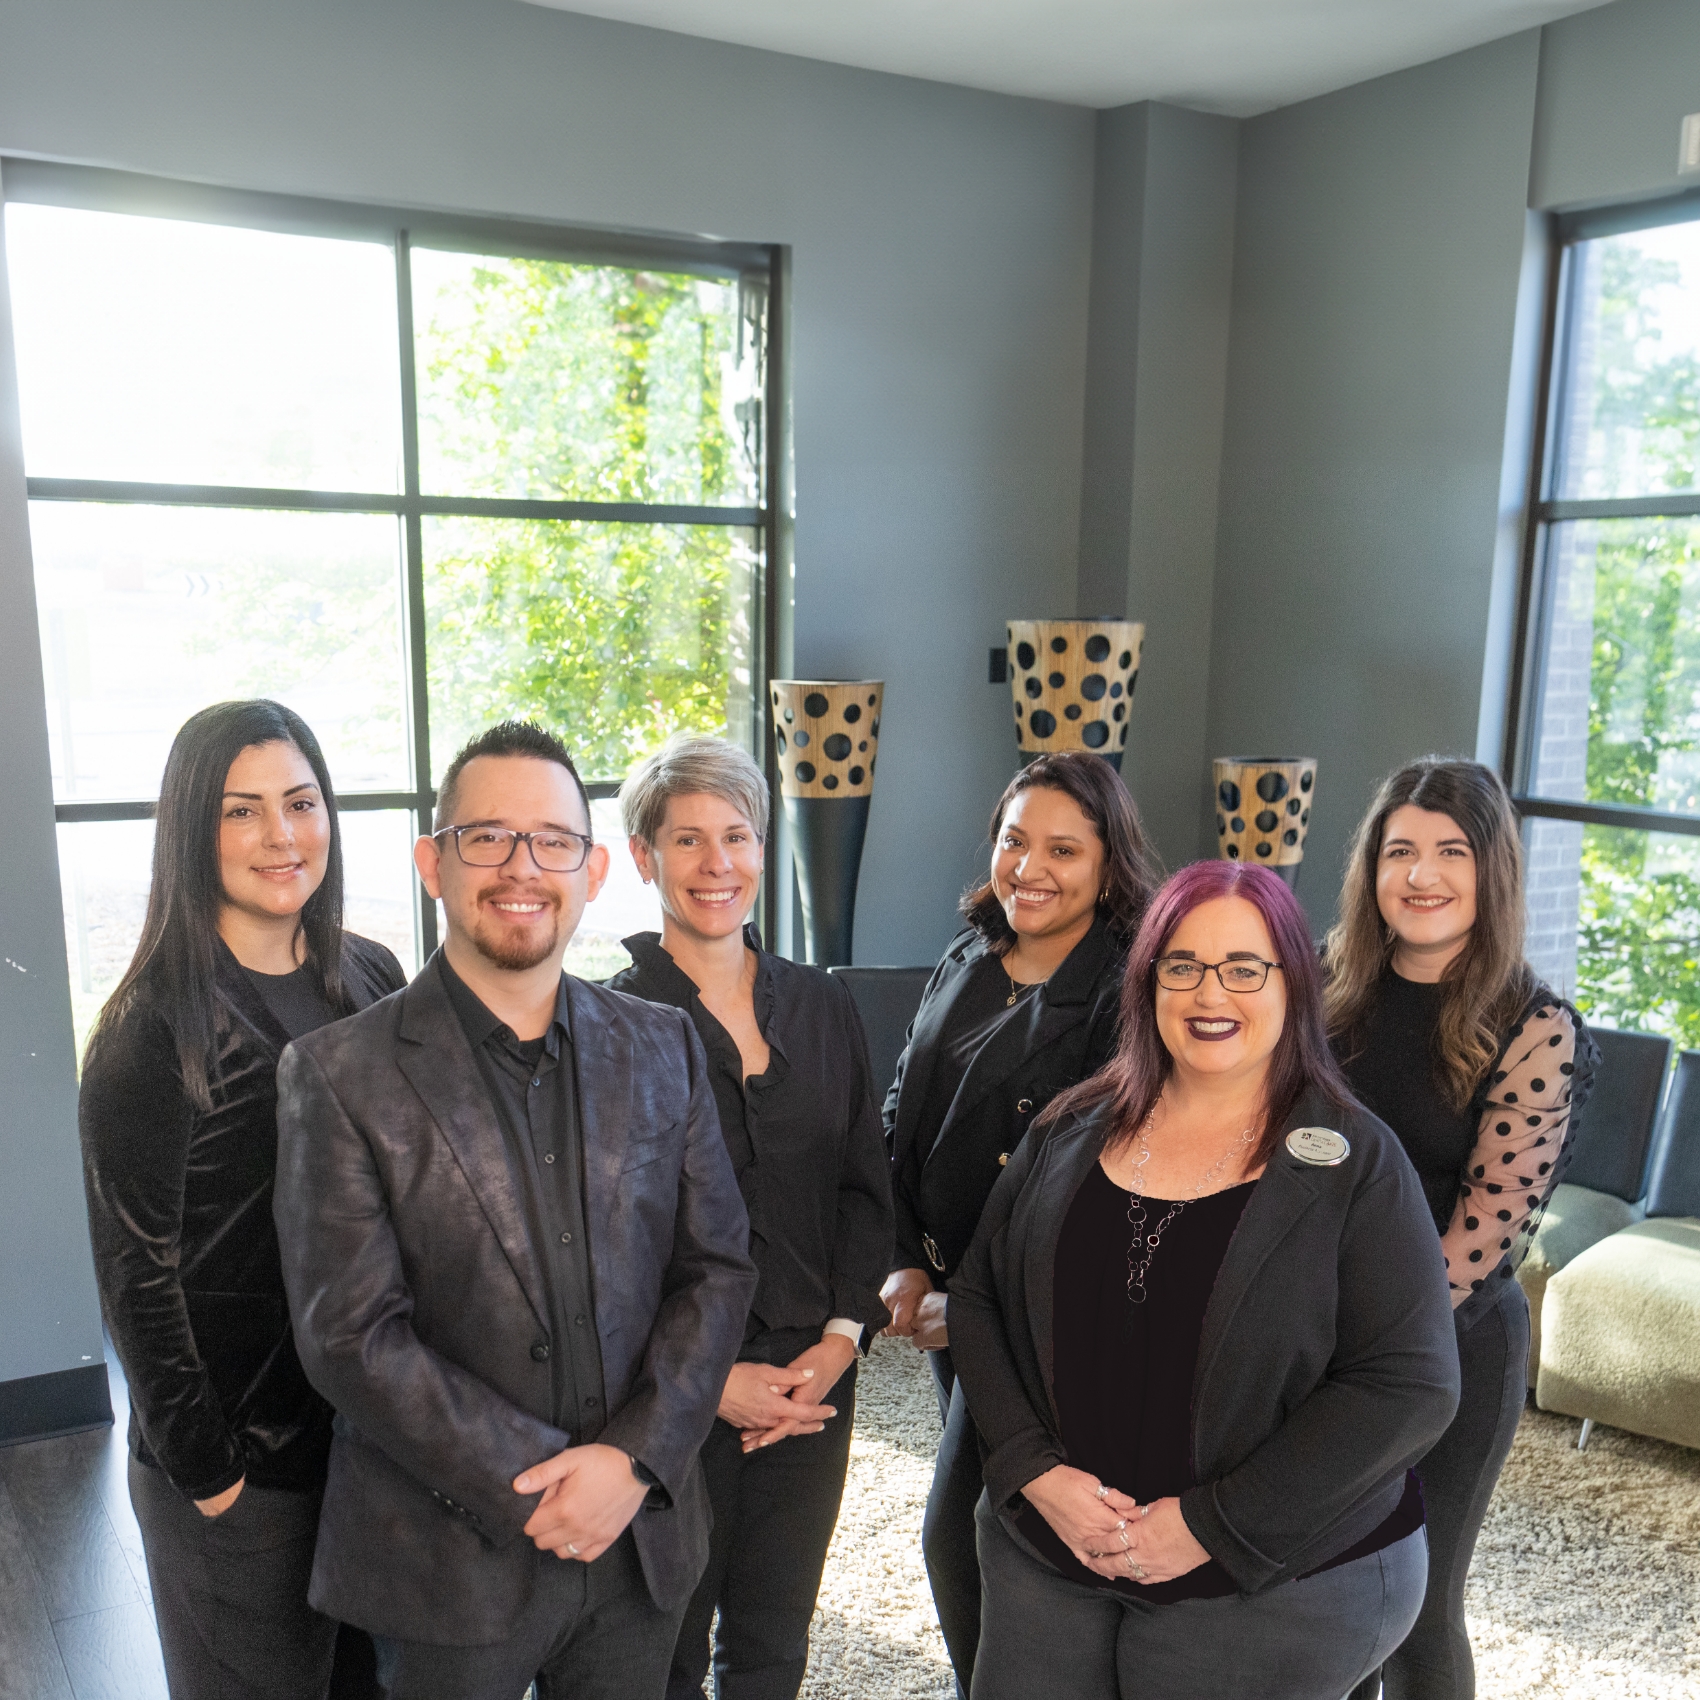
[926,915,1117,1166]
[564,977,635,1291]
[889,941,985,1166]
[395,962,550,1333]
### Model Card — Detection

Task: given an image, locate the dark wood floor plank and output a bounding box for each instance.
[85,1383,153,1611]
[0,1479,75,1700]
[53,1602,168,1700]
[0,1429,142,1621]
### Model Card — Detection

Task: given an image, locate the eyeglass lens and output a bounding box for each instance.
[452,827,588,872]
[1157,959,1270,992]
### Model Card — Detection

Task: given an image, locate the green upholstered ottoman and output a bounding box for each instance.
[1518,1183,1641,1386]
[1536,1218,1700,1451]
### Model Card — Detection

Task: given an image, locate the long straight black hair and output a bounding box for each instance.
[90,700,349,1110]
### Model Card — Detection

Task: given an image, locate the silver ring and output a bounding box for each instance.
[1095,1483,1109,1501]
[1118,1527,1130,1549]
[1125,1554,1145,1579]
[1139,1503,1152,1519]
[566,1542,580,1556]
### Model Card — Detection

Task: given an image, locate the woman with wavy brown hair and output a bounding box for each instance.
[1325,758,1599,1700]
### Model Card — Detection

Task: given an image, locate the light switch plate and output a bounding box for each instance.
[1680,112,1700,178]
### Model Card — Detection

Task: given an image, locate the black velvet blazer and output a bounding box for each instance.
[273,961,758,1644]
[949,1088,1461,1594]
[79,933,405,1501]
[885,913,1126,1282]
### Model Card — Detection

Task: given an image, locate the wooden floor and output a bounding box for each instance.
[0,1356,168,1700]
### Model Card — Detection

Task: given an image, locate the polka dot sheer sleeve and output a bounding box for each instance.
[1441,1002,1581,1310]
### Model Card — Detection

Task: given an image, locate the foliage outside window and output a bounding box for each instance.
[4,178,772,1051]
[1526,214,1700,1044]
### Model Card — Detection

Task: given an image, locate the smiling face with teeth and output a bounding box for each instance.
[631,792,764,946]
[416,753,609,975]
[1375,804,1478,982]
[1155,895,1288,1087]
[990,784,1107,959]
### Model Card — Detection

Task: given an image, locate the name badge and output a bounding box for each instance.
[1286,1127,1350,1167]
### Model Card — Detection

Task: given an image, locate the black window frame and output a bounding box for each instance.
[3,158,785,956]
[1506,184,1700,838]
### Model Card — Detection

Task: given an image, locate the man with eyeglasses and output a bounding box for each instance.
[273,720,756,1700]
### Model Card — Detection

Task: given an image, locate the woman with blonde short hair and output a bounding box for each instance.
[607,735,893,1700]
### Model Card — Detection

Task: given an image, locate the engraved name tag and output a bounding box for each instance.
[1286,1126,1350,1166]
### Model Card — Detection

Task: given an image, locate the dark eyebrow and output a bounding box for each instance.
[224,782,319,800]
[1224,950,1263,961]
[1382,834,1470,850]
[1165,948,1198,960]
[459,816,583,835]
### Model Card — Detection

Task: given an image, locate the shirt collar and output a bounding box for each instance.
[434,947,571,1051]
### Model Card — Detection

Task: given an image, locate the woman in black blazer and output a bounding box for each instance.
[80,700,405,1700]
[950,861,1459,1700]
[881,752,1158,1697]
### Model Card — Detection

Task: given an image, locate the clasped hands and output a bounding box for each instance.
[881,1267,948,1350]
[513,1443,649,1563]
[1022,1464,1210,1586]
[717,1334,857,1455]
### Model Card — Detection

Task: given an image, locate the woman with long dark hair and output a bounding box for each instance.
[80,700,406,1700]
[951,862,1459,1699]
[881,752,1159,1697]
[1326,759,1598,1700]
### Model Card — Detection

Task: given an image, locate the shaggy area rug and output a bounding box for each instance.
[802,1338,1700,1698]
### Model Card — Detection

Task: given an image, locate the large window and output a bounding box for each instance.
[2,164,777,1051]
[1515,192,1700,1042]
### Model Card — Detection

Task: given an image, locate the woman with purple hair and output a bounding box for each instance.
[950,862,1459,1699]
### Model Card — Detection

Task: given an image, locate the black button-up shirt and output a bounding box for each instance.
[438,952,607,1441]
[608,928,893,1363]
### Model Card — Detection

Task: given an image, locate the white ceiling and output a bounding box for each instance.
[517,0,1612,115]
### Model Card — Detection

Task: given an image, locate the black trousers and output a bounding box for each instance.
[1349,1280,1530,1700]
[129,1455,340,1700]
[667,1363,857,1700]
[923,1349,982,1700]
[373,1529,681,1700]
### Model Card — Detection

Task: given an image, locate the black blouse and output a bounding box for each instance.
[1338,972,1476,1233]
[1019,1162,1423,1602]
[608,929,893,1359]
[80,934,406,1499]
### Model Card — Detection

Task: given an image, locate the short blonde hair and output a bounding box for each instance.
[619,734,770,846]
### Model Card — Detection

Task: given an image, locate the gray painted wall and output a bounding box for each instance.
[1532,0,1700,212]
[0,211,106,1384]
[1078,103,1240,874]
[1206,31,1544,928]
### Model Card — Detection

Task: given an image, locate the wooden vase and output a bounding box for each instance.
[769,680,883,966]
[1213,757,1318,885]
[1006,619,1144,769]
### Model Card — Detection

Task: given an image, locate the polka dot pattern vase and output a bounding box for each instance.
[769,680,883,965]
[1006,619,1143,769]
[770,680,882,799]
[1213,756,1317,884]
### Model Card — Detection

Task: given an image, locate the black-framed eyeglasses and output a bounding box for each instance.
[1154,956,1282,994]
[433,825,594,873]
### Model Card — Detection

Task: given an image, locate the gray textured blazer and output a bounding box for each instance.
[273,957,757,1645]
[949,1086,1460,1594]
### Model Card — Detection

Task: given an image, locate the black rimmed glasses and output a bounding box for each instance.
[1154,956,1282,994]
[433,825,594,873]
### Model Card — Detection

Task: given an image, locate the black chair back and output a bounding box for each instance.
[1645,1048,1700,1219]
[829,965,934,1107]
[1564,1025,1671,1203]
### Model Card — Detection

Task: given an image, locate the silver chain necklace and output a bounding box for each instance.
[1124,1107,1257,1304]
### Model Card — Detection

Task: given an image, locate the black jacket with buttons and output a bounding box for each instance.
[885,913,1126,1283]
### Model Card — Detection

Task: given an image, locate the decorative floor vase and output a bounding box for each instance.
[1213,757,1317,887]
[770,680,883,966]
[1005,619,1144,770]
